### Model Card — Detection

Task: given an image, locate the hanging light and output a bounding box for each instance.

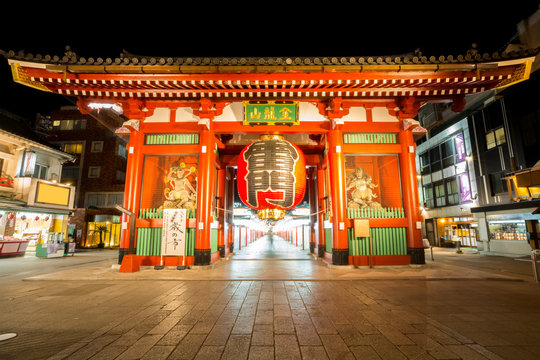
[237,134,306,221]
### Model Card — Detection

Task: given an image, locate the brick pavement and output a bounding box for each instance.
[2,238,540,360]
[37,278,540,360]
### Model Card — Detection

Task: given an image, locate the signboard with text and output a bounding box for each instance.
[455,133,466,163]
[162,209,187,256]
[243,101,299,125]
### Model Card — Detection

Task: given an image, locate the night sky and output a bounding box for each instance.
[0,3,538,120]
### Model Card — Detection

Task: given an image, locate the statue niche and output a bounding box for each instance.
[162,161,197,210]
[346,167,382,209]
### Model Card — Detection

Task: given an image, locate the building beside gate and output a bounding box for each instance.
[0,108,76,257]
[36,105,128,249]
[416,9,540,256]
[2,47,536,271]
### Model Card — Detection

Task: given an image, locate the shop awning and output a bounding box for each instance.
[0,202,73,215]
[470,198,540,213]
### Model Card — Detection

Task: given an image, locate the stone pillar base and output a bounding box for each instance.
[194,249,211,265]
[318,244,325,258]
[332,248,349,265]
[118,248,129,264]
[218,245,225,258]
[408,247,426,264]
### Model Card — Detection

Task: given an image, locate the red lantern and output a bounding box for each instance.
[237,135,306,220]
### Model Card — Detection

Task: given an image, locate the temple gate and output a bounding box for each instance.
[5,51,535,272]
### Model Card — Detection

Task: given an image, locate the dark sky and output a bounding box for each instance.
[1,3,538,119]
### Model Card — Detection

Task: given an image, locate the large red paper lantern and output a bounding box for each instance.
[237,135,306,220]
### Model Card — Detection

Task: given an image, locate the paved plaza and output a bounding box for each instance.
[1,236,540,360]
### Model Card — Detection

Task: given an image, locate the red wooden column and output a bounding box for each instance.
[115,105,145,266]
[307,167,317,254]
[327,125,349,265]
[119,131,140,255]
[316,164,326,257]
[399,128,425,264]
[193,99,225,265]
[217,167,226,257]
[195,124,215,265]
[225,167,235,254]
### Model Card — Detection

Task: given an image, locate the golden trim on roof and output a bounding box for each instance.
[10,62,52,93]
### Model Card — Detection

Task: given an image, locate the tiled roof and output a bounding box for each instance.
[3,47,537,105]
[2,46,538,68]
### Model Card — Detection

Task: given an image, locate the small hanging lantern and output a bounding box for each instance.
[237,134,306,220]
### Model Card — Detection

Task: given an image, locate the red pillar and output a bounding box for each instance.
[195,126,215,265]
[119,129,140,254]
[217,167,226,258]
[120,129,144,255]
[226,167,235,254]
[327,126,349,265]
[307,167,317,254]
[316,164,326,257]
[399,129,425,264]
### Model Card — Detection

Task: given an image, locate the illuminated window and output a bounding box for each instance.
[434,181,446,207]
[446,177,459,205]
[423,184,434,208]
[53,119,87,130]
[495,128,506,145]
[486,127,505,150]
[486,132,496,149]
[61,143,83,154]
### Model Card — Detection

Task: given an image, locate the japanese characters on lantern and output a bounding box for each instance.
[237,135,306,220]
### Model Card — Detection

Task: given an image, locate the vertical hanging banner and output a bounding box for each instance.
[162,209,187,256]
[455,133,466,162]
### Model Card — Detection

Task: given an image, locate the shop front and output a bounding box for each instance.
[0,179,76,257]
[85,214,122,248]
[437,216,478,248]
[473,206,540,256]
[0,208,73,257]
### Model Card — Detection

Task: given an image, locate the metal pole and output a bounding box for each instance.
[532,250,539,284]
[456,240,463,254]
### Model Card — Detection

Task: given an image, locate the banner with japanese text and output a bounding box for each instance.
[243,101,298,125]
[162,209,187,256]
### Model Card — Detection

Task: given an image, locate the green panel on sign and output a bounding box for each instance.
[243,101,299,125]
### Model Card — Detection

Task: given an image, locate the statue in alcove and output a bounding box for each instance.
[346,167,382,209]
[162,162,197,210]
